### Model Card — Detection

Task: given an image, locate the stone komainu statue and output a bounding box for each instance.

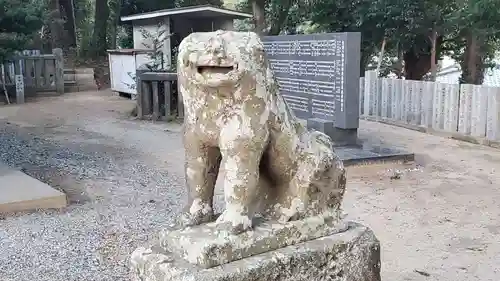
[177,30,346,234]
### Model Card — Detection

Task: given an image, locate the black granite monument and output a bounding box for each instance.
[263,32,361,146]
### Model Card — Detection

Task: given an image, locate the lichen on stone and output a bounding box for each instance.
[177,30,347,234]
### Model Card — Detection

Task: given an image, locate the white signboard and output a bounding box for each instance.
[15,74,24,103]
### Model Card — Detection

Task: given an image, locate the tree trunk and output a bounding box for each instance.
[395,43,404,78]
[403,50,431,80]
[359,51,370,77]
[460,32,484,85]
[109,0,121,49]
[429,29,438,81]
[252,0,266,35]
[49,0,65,49]
[375,37,386,76]
[60,0,77,48]
[268,0,294,35]
[92,0,110,57]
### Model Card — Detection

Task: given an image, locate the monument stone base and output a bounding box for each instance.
[130,222,381,281]
[307,118,359,147]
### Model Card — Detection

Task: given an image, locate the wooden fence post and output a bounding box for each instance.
[163,81,172,118]
[177,82,184,119]
[152,81,160,121]
[135,69,148,119]
[52,48,64,95]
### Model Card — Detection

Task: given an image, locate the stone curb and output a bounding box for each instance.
[361,116,500,149]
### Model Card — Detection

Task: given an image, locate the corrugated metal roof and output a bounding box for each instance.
[121,5,252,22]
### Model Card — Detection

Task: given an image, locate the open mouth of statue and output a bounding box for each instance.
[197,65,235,75]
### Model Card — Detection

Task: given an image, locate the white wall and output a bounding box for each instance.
[132,17,172,68]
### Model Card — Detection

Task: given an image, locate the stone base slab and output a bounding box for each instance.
[0,163,67,214]
[306,118,359,146]
[131,222,381,281]
[160,214,348,269]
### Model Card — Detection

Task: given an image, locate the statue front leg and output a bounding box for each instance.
[179,138,221,226]
[216,129,268,234]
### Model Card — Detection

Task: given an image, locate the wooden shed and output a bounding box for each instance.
[120,5,252,68]
[108,5,252,96]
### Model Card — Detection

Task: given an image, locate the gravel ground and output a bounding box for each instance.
[0,93,187,281]
[0,90,499,281]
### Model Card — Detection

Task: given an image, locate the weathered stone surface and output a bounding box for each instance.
[471,85,488,137]
[131,222,381,281]
[161,213,348,269]
[176,30,346,234]
[486,87,500,141]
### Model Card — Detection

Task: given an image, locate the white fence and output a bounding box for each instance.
[360,70,500,143]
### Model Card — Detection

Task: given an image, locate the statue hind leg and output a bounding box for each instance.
[272,147,346,222]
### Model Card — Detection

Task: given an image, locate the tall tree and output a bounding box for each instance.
[0,0,44,60]
[307,0,459,80]
[72,0,94,55]
[237,0,301,35]
[308,0,386,75]
[92,0,110,57]
[60,0,77,48]
[0,0,44,102]
[48,0,65,49]
[108,0,121,49]
[449,0,500,84]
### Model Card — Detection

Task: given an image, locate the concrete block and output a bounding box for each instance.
[0,163,67,213]
[359,77,365,116]
[442,83,459,132]
[410,81,422,125]
[160,215,348,269]
[402,80,412,123]
[388,79,396,120]
[471,85,488,137]
[380,78,389,118]
[432,83,445,130]
[393,79,403,121]
[131,222,381,281]
[420,81,434,128]
[376,76,383,117]
[74,68,95,74]
[486,87,500,141]
[307,118,358,146]
[458,84,473,135]
[363,71,379,117]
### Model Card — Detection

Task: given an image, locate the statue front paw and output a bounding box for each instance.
[177,211,214,227]
[215,209,253,235]
[177,200,214,227]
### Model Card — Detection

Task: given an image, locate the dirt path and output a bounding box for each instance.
[0,90,498,281]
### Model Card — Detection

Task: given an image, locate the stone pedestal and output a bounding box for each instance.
[307,118,359,146]
[130,221,381,281]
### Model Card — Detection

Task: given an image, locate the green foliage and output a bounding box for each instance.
[446,0,500,83]
[0,0,44,61]
[139,23,171,71]
[120,0,176,17]
[235,0,305,35]
[304,0,500,80]
[118,26,134,49]
[73,0,94,57]
[52,0,500,83]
